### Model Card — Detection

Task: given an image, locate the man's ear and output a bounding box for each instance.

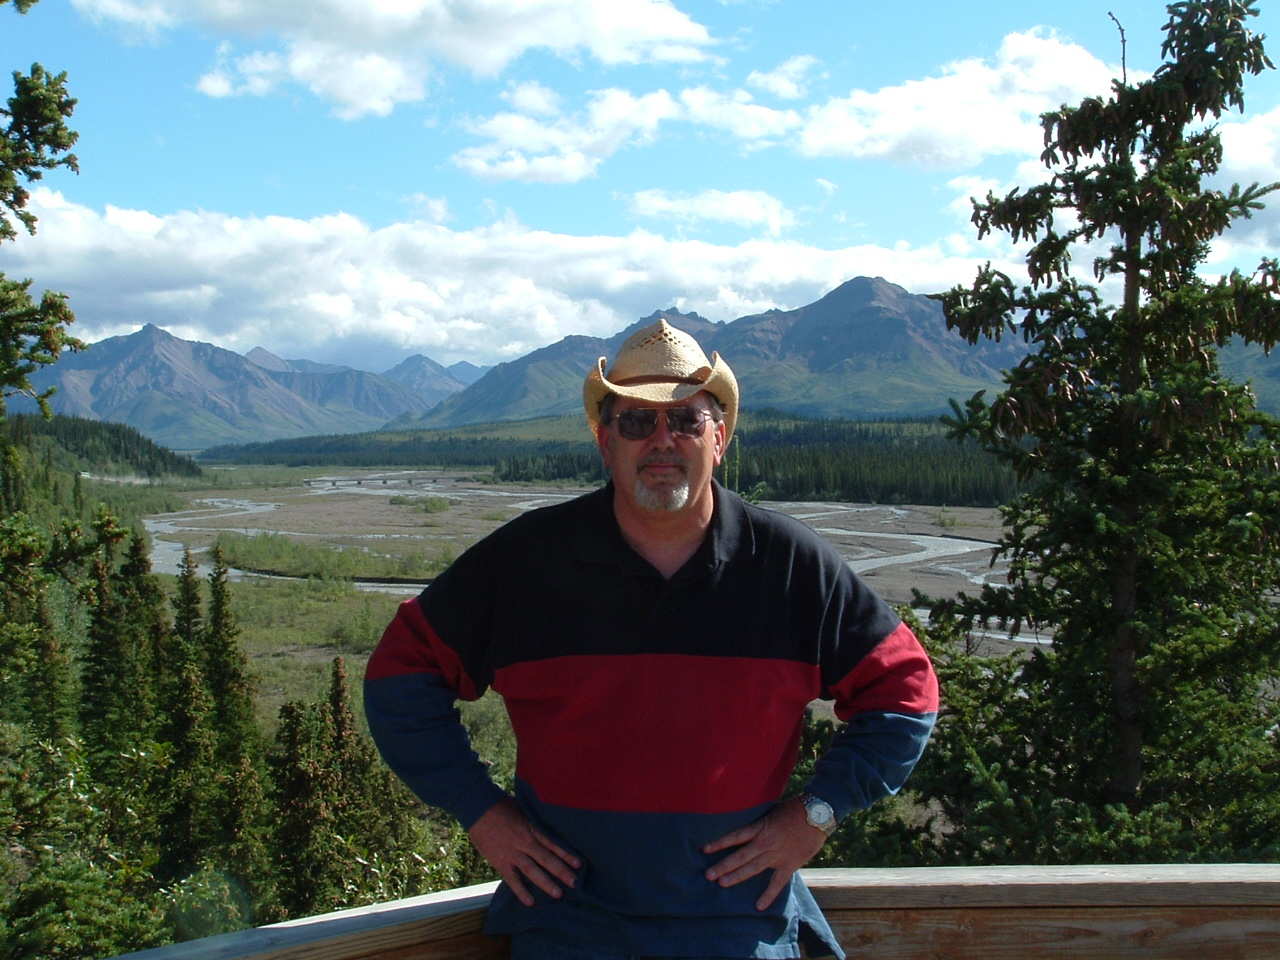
[711,420,728,467]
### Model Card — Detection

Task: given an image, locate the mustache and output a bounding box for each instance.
[639,451,689,469]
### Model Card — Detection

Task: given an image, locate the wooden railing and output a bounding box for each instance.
[115,864,1280,960]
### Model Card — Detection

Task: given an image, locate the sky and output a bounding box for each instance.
[2,0,1279,372]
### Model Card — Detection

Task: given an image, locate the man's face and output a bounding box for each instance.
[596,393,728,513]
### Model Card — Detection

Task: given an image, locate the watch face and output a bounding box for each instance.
[805,797,834,827]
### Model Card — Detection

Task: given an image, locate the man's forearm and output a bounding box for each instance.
[817,619,939,818]
[804,710,936,820]
[364,671,506,828]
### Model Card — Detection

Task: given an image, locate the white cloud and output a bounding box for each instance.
[73,0,714,118]
[454,89,681,183]
[444,27,1117,180]
[70,0,176,32]
[799,29,1119,167]
[196,71,234,98]
[1213,105,1280,255]
[453,84,799,182]
[289,41,427,119]
[504,81,562,117]
[3,189,1025,370]
[816,178,837,197]
[746,55,820,100]
[404,194,451,223]
[195,40,424,118]
[630,189,796,237]
[1220,105,1280,185]
[678,87,802,143]
[197,48,288,100]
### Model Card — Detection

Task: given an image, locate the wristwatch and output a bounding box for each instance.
[799,792,837,837]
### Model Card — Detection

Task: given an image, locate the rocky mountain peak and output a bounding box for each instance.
[245,346,292,372]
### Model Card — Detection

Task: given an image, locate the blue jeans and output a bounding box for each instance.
[509,930,757,960]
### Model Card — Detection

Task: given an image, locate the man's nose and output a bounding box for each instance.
[649,410,676,444]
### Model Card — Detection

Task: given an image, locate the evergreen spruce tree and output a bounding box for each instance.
[1,443,26,514]
[267,700,342,918]
[156,660,218,882]
[327,658,404,854]
[79,546,133,779]
[198,548,271,923]
[116,532,167,736]
[173,547,202,657]
[1,723,171,957]
[202,546,257,765]
[327,656,365,807]
[0,0,84,741]
[25,594,74,743]
[0,0,79,422]
[324,656,451,903]
[5,852,168,958]
[158,547,206,758]
[215,753,275,923]
[262,667,445,917]
[923,0,1280,860]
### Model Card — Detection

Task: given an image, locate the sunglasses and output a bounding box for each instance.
[612,405,712,441]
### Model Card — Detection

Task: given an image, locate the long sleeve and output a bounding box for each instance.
[364,595,507,828]
[805,621,938,819]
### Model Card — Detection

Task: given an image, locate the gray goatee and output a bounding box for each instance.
[633,475,690,511]
[633,451,691,511]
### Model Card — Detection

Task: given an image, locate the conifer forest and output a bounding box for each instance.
[2,1,1280,956]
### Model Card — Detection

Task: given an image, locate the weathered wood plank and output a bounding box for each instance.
[349,931,508,960]
[831,906,1280,959]
[112,866,1280,960]
[806,864,1280,910]
[112,882,500,960]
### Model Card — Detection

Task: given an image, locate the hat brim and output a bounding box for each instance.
[583,354,738,445]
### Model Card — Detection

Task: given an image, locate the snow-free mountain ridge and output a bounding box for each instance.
[18,277,1276,450]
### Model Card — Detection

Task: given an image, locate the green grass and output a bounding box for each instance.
[214,531,454,580]
[80,479,191,520]
[198,465,343,488]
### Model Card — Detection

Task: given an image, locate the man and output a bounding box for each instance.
[365,319,938,960]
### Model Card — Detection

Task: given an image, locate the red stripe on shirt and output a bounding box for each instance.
[495,653,819,814]
[828,621,938,721]
[365,597,479,701]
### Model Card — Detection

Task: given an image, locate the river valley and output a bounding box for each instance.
[143,469,1035,650]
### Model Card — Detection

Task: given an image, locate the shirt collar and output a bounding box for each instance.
[572,479,753,576]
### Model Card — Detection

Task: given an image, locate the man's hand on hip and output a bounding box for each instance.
[468,797,582,907]
[701,796,827,911]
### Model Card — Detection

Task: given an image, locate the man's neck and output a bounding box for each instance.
[612,484,715,579]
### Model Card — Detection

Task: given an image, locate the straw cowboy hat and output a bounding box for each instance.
[583,318,739,445]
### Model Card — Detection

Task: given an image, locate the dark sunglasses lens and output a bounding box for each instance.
[617,409,658,440]
[666,408,704,435]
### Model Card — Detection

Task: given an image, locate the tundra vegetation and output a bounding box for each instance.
[0,1,1278,957]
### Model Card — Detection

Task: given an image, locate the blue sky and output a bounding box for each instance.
[2,0,1278,371]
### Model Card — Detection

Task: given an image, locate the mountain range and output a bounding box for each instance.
[16,276,1276,450]
[12,325,485,449]
[398,276,1031,430]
